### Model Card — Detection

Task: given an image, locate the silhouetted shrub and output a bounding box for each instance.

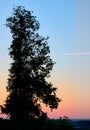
[41,116,75,130]
[57,117,75,130]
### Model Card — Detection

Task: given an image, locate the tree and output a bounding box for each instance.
[1,6,60,121]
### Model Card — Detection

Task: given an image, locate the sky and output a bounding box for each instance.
[0,0,90,119]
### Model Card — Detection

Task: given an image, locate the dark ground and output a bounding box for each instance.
[0,118,90,130]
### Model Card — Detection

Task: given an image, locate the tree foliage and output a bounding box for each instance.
[1,6,60,120]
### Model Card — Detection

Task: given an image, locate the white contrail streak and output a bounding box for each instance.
[64,52,90,56]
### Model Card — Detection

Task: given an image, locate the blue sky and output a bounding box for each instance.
[0,0,90,119]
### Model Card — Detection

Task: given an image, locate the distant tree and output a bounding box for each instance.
[1,6,60,121]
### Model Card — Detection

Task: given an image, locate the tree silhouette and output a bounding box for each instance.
[1,6,60,121]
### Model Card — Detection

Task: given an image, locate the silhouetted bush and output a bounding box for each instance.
[42,117,75,130]
[57,117,75,130]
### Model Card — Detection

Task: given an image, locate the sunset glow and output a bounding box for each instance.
[0,0,90,119]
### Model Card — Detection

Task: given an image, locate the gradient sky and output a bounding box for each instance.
[0,0,90,119]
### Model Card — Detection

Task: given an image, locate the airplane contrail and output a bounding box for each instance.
[64,52,90,56]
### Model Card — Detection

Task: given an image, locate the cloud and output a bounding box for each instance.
[64,52,90,56]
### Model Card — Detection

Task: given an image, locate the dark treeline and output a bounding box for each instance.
[0,116,75,130]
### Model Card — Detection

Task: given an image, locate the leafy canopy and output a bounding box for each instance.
[1,6,60,120]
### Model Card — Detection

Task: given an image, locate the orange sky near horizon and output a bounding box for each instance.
[0,69,77,119]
